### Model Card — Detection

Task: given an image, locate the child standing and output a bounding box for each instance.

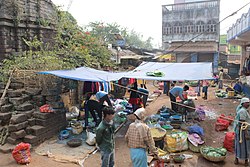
[96,106,115,167]
[202,80,210,100]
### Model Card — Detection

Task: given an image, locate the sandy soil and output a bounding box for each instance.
[0,82,244,167]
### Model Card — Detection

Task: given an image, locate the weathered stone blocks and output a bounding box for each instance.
[10,114,27,124]
[15,102,33,111]
[10,129,26,139]
[8,121,28,132]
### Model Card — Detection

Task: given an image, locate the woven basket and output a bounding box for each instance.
[188,141,203,153]
[67,139,82,147]
[200,147,226,162]
[150,127,166,141]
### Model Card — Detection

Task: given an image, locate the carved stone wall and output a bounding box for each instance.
[0,0,58,61]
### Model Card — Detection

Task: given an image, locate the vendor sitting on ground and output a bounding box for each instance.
[233,79,243,94]
[169,85,189,112]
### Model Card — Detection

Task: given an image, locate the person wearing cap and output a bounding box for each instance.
[234,97,250,166]
[96,106,115,167]
[169,85,189,112]
[125,106,158,166]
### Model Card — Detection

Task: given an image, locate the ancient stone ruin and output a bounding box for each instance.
[0,71,68,151]
[0,0,57,61]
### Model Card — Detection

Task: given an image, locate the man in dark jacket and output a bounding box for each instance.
[96,106,115,167]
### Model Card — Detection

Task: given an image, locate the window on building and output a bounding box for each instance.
[164,23,172,34]
[207,20,217,32]
[173,22,182,34]
[184,22,194,33]
[196,21,205,33]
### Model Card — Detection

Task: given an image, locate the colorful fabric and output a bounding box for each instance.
[130,148,147,167]
[188,133,204,147]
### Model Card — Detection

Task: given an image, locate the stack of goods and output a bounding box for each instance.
[146,106,184,130]
[113,99,133,114]
[24,110,67,146]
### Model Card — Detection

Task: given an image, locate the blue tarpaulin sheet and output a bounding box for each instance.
[38,62,213,82]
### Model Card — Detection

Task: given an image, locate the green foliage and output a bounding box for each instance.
[1,9,114,79]
[125,30,153,49]
[86,22,154,50]
[1,8,153,81]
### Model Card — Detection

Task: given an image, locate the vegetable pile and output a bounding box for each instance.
[202,147,227,157]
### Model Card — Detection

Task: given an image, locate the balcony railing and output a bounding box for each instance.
[162,0,218,12]
[227,8,250,42]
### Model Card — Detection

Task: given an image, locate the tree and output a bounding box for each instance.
[1,10,114,79]
[86,22,154,50]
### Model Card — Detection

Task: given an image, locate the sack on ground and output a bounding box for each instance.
[86,130,96,146]
[165,130,188,152]
[223,132,235,152]
[219,114,234,125]
[215,118,230,131]
[12,142,31,164]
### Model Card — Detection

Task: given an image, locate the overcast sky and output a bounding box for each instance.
[51,0,250,47]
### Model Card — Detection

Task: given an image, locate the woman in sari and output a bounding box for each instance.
[234,97,250,166]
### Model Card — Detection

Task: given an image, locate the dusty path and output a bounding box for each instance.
[0,83,243,167]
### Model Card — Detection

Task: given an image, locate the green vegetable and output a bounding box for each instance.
[202,147,227,157]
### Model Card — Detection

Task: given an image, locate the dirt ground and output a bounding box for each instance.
[0,82,244,167]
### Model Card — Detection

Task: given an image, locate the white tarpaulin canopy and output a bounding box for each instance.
[122,62,214,81]
[38,66,124,82]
